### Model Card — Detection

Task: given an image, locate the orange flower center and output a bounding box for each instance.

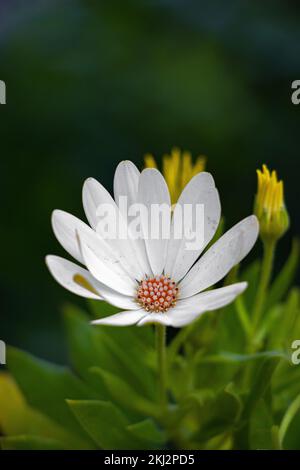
[136,275,179,313]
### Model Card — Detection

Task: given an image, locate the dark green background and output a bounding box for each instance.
[1,0,299,362]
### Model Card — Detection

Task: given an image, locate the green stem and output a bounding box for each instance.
[235,296,252,338]
[156,324,167,411]
[252,239,276,334]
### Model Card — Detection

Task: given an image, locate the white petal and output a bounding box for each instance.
[82,177,116,231]
[138,169,171,275]
[82,178,115,231]
[179,215,259,298]
[83,177,145,279]
[137,313,173,326]
[51,210,91,264]
[52,209,137,284]
[96,283,140,310]
[169,282,248,326]
[92,309,146,326]
[114,161,152,276]
[114,160,140,210]
[165,172,221,282]
[45,255,102,299]
[80,236,137,296]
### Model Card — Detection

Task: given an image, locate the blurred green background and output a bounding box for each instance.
[1,0,299,362]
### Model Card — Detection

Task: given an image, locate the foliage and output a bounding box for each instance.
[0,235,299,450]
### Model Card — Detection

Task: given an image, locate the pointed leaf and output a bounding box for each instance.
[90,367,159,420]
[68,400,133,449]
[7,347,96,447]
[187,384,242,442]
[64,304,156,400]
[243,356,281,419]
[0,372,90,449]
[279,394,300,449]
[127,419,166,449]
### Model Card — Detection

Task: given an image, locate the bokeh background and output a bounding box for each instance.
[1,0,300,362]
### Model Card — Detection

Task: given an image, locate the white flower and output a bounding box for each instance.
[46,161,259,328]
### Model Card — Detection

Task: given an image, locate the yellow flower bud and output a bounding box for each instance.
[144,147,206,203]
[254,164,289,242]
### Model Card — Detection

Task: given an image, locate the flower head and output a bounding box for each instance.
[46,161,259,328]
[145,147,206,203]
[255,164,289,242]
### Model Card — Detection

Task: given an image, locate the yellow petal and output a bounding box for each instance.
[144,154,157,169]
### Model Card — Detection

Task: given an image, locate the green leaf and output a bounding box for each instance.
[68,400,133,449]
[94,326,156,400]
[169,355,193,401]
[0,372,91,449]
[192,350,286,398]
[63,304,114,395]
[90,367,159,420]
[282,289,300,339]
[267,238,300,309]
[0,435,65,450]
[192,359,240,393]
[127,419,166,449]
[213,303,246,353]
[234,355,281,449]
[243,355,281,418]
[255,304,283,346]
[7,347,96,448]
[253,289,300,351]
[249,399,273,450]
[272,361,300,416]
[189,306,249,392]
[279,394,300,449]
[69,400,164,450]
[188,384,242,442]
[64,304,157,401]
